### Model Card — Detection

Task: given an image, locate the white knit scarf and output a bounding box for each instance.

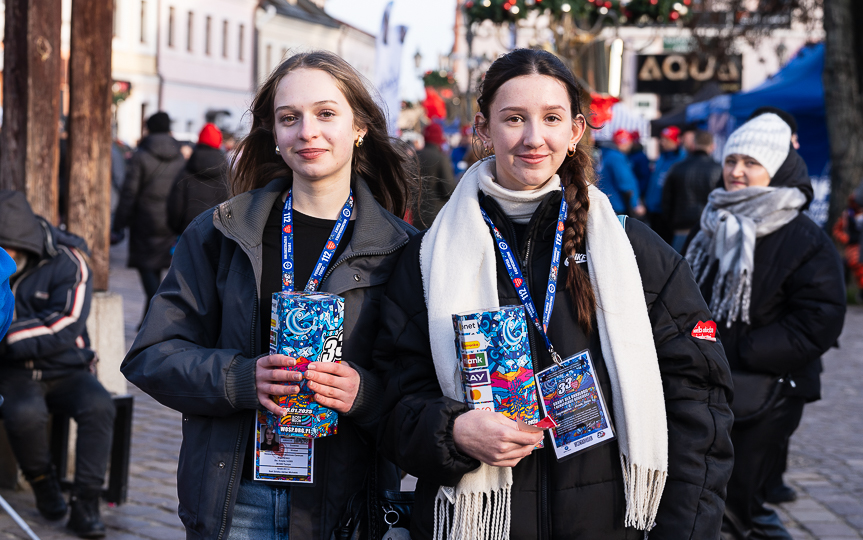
[420,158,668,540]
[685,186,807,327]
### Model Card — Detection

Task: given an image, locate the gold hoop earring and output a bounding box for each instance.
[355,136,364,148]
[275,145,281,155]
[567,145,576,157]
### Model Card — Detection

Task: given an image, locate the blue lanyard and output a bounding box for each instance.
[479,190,567,366]
[281,189,354,292]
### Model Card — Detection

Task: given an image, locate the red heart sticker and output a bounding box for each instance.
[513,278,523,288]
[692,320,717,342]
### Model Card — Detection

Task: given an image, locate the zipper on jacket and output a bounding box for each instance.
[217,414,248,540]
[217,294,258,540]
[522,211,550,540]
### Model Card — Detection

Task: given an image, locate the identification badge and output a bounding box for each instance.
[253,412,314,483]
[534,349,615,460]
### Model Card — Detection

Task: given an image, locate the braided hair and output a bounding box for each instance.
[475,49,597,333]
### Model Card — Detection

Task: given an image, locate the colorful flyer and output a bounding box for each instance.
[535,349,615,460]
[269,291,342,438]
[253,411,314,484]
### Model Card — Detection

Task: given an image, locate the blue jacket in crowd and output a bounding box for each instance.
[628,147,652,196]
[0,248,14,340]
[645,147,686,214]
[596,145,640,213]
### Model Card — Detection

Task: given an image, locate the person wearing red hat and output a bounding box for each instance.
[413,122,456,228]
[644,126,685,241]
[596,130,644,215]
[626,130,652,195]
[167,123,230,234]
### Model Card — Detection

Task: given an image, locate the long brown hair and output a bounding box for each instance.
[230,51,417,217]
[475,48,597,333]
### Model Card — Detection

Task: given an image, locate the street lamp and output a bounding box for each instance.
[414,49,423,69]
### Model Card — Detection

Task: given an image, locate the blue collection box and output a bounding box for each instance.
[452,305,542,429]
[269,291,343,438]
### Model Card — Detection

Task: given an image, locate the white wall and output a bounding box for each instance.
[112,0,160,144]
[159,0,257,137]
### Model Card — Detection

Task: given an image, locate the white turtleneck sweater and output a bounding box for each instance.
[477,172,562,224]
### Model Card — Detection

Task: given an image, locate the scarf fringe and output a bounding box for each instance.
[620,454,668,531]
[433,485,511,540]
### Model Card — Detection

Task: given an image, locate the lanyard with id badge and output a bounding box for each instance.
[480,189,615,460]
[254,189,353,483]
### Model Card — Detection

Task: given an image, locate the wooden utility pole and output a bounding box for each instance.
[66,0,115,290]
[823,0,863,230]
[0,0,63,223]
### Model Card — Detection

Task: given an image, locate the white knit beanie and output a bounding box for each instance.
[722,113,792,178]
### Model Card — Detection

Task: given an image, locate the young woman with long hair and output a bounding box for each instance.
[373,48,734,539]
[122,50,417,539]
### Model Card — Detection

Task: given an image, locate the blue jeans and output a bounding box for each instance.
[227,478,291,540]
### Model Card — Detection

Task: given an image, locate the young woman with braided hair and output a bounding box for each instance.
[373,48,734,539]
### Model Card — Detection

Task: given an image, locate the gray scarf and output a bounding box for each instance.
[686,186,808,326]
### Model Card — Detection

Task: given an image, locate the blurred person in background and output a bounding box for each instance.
[627,130,652,196]
[0,191,115,538]
[645,126,686,241]
[595,129,644,216]
[112,111,187,326]
[450,124,473,178]
[661,130,721,252]
[168,123,230,235]
[684,114,846,540]
[413,122,457,228]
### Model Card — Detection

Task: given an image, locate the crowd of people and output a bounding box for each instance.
[0,46,854,540]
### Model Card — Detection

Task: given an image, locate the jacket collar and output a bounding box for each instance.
[213,176,412,287]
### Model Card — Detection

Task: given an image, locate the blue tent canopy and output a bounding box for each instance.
[730,43,829,175]
[685,43,831,225]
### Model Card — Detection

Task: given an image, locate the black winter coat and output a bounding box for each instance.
[414,145,457,228]
[661,151,722,231]
[113,133,187,269]
[688,151,846,402]
[168,144,230,235]
[0,195,94,378]
[121,177,415,540]
[374,191,734,539]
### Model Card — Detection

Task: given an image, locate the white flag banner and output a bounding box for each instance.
[374,1,407,136]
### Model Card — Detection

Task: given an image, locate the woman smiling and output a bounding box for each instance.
[122,51,417,540]
[374,49,734,540]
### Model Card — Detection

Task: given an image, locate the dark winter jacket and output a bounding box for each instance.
[168,144,230,235]
[374,191,734,539]
[687,150,846,402]
[596,145,641,214]
[113,133,187,269]
[646,147,686,213]
[628,145,652,196]
[661,150,722,231]
[121,177,415,540]
[414,145,457,228]
[0,191,94,379]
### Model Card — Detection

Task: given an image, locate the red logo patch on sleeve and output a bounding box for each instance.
[691,320,717,342]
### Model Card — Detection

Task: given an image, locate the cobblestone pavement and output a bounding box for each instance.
[2,242,862,539]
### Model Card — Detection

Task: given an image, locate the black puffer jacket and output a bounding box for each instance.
[688,150,846,401]
[661,150,722,231]
[113,133,187,269]
[0,191,94,378]
[168,144,229,235]
[374,191,734,539]
[121,177,415,540]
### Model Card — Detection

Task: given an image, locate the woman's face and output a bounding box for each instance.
[723,154,772,192]
[273,68,366,188]
[476,74,585,191]
[264,426,275,443]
